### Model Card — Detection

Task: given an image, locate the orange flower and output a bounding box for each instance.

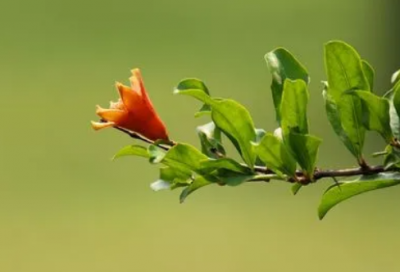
[91,69,169,141]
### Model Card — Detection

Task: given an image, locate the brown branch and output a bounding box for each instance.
[117,127,391,184]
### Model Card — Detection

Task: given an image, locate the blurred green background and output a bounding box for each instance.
[1,0,399,271]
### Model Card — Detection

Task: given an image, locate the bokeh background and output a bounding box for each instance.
[0,0,399,271]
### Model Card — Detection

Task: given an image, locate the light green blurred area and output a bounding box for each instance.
[0,0,399,271]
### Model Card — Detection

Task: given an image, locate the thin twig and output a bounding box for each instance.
[116,126,173,151]
[117,127,391,183]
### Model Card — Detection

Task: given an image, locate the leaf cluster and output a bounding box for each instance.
[113,41,400,219]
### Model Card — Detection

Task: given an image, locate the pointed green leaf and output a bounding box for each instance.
[350,91,392,142]
[197,122,226,159]
[362,60,374,91]
[265,48,309,122]
[176,78,211,117]
[256,133,296,177]
[199,158,253,175]
[180,176,213,203]
[286,132,322,177]
[174,81,214,106]
[113,145,149,160]
[280,79,309,134]
[318,173,400,219]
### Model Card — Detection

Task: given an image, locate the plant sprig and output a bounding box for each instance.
[100,40,400,220]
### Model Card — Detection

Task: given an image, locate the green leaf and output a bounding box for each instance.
[155,143,209,175]
[291,183,302,195]
[180,176,213,203]
[350,91,392,142]
[362,60,374,91]
[323,87,359,158]
[318,172,400,219]
[256,133,296,177]
[176,87,257,168]
[286,132,322,177]
[149,144,218,201]
[265,48,309,122]
[197,122,226,159]
[324,41,370,161]
[199,158,253,175]
[211,100,257,167]
[280,79,309,134]
[392,70,400,85]
[324,41,370,101]
[176,78,211,117]
[113,145,149,160]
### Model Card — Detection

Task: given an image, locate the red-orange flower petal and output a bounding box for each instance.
[92,68,169,141]
[116,82,141,110]
[96,106,125,123]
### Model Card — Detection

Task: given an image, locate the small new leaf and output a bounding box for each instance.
[197,122,226,159]
[392,70,400,85]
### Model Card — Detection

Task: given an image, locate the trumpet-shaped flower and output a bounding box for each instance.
[91,69,169,141]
